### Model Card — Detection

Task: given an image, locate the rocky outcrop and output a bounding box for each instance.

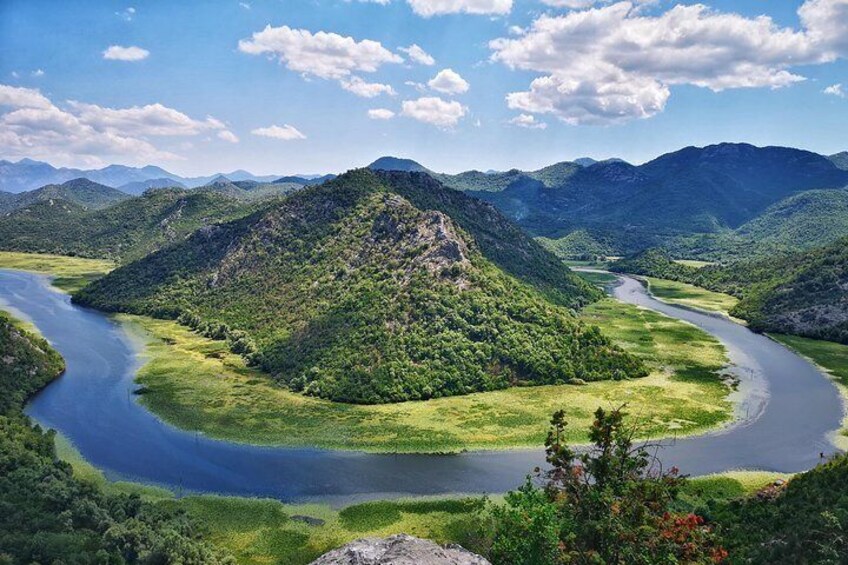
[309,534,491,565]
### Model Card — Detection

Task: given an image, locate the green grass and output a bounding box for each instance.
[674,259,715,268]
[0,251,114,292]
[118,295,732,453]
[770,334,848,449]
[574,270,619,287]
[644,276,740,319]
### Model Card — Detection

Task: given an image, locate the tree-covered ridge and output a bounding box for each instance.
[0,188,264,263]
[665,189,848,262]
[612,242,848,344]
[75,169,643,404]
[0,311,233,564]
[0,177,131,214]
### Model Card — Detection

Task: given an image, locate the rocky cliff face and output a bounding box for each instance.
[309,534,491,565]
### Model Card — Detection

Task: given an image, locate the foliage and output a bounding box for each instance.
[0,312,234,564]
[74,170,643,404]
[714,454,848,563]
[537,230,615,261]
[488,407,726,564]
[0,187,263,263]
[612,241,848,344]
[0,178,130,214]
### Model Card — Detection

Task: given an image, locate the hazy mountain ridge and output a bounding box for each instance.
[0,178,131,214]
[74,169,643,404]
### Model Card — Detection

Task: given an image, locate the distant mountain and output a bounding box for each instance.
[830,152,848,170]
[367,156,430,173]
[574,158,597,167]
[452,144,848,254]
[0,178,130,214]
[74,169,642,404]
[118,177,186,195]
[0,158,300,193]
[273,174,336,185]
[0,188,259,262]
[666,188,848,261]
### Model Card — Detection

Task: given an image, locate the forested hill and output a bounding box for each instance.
[450,144,848,254]
[612,242,848,344]
[0,178,130,214]
[75,169,644,404]
[0,188,263,262]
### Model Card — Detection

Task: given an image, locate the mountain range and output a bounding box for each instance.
[0,158,321,194]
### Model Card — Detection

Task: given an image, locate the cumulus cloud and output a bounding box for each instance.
[399,44,435,65]
[103,45,149,61]
[238,25,402,80]
[340,76,397,97]
[407,0,512,17]
[368,108,396,119]
[0,84,238,167]
[217,130,240,143]
[509,113,547,129]
[490,0,848,125]
[116,7,136,21]
[401,96,467,127]
[427,68,470,94]
[251,124,306,140]
[824,83,845,98]
[31,69,45,78]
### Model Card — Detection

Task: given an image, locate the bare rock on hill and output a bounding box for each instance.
[308,534,491,565]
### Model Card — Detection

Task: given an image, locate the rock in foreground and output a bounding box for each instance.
[309,534,491,565]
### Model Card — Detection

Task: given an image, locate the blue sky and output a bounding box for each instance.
[1,0,846,175]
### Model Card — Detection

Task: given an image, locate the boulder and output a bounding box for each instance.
[309,534,491,565]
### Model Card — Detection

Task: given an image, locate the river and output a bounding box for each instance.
[0,268,842,504]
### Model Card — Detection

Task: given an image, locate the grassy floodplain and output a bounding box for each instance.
[121,293,732,452]
[644,276,740,319]
[0,250,114,292]
[56,430,785,565]
[770,334,848,449]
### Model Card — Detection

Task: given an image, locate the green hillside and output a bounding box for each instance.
[667,189,848,261]
[830,151,848,170]
[0,178,130,214]
[0,188,260,262]
[537,230,615,260]
[612,242,848,343]
[75,169,643,404]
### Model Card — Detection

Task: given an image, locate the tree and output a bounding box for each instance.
[489,406,726,564]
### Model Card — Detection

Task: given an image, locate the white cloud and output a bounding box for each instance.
[401,96,467,127]
[0,84,237,167]
[824,83,845,98]
[239,2,251,9]
[0,85,192,167]
[238,25,402,80]
[31,69,45,78]
[368,108,396,119]
[407,0,512,17]
[68,101,230,137]
[490,0,848,125]
[340,76,397,97]
[0,84,53,109]
[509,113,547,129]
[427,68,470,94]
[399,44,435,65]
[116,7,136,21]
[103,45,149,61]
[217,130,240,143]
[251,124,306,140]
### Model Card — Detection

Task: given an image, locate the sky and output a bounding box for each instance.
[0,0,846,176]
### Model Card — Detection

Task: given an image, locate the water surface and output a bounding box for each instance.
[1,269,842,503]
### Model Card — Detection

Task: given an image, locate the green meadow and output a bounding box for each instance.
[120,294,732,453]
[0,251,114,293]
[644,276,740,319]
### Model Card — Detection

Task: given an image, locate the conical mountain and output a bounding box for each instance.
[75,169,644,404]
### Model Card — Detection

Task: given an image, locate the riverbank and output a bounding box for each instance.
[119,295,731,453]
[0,251,113,292]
